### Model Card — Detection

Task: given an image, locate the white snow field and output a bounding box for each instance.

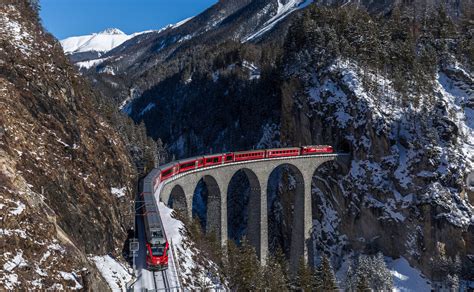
[386,257,432,292]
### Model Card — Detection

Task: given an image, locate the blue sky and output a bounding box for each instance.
[40,0,217,39]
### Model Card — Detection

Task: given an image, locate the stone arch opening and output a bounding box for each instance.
[227,168,261,246]
[310,159,348,269]
[192,175,222,237]
[267,164,305,265]
[168,185,187,215]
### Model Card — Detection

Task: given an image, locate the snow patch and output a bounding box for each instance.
[1,11,33,55]
[386,257,431,292]
[76,57,110,70]
[91,255,132,291]
[111,187,127,199]
[244,0,314,42]
[59,271,83,290]
[3,251,27,272]
[242,60,261,80]
[9,201,25,216]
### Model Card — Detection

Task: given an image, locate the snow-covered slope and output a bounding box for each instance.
[60,28,144,54]
[157,202,225,290]
[244,0,314,42]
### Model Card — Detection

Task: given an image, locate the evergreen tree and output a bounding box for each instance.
[356,275,370,292]
[262,254,289,291]
[373,252,393,291]
[351,253,393,291]
[312,262,323,291]
[344,261,358,291]
[295,257,313,291]
[320,255,338,291]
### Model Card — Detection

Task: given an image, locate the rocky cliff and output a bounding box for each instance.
[280,5,473,284]
[1,1,136,289]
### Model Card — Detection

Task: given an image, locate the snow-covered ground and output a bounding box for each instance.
[90,256,132,291]
[157,202,224,290]
[386,257,432,292]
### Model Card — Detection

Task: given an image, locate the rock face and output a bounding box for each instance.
[0,1,136,289]
[280,5,473,283]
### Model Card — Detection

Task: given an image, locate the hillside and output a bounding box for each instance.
[0,1,137,289]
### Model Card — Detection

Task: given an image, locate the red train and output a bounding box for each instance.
[140,191,169,270]
[155,145,333,187]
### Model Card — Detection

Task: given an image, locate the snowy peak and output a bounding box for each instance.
[60,28,136,54]
[98,28,126,35]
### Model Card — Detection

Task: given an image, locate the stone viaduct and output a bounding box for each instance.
[154,153,349,270]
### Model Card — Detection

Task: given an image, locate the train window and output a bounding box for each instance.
[213,158,219,163]
[151,245,165,256]
[181,161,195,168]
[226,156,233,161]
[162,169,172,177]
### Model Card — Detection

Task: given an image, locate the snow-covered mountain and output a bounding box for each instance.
[61,28,131,54]
[59,28,154,62]
[60,16,196,65]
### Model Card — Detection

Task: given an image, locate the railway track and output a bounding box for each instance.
[152,270,170,291]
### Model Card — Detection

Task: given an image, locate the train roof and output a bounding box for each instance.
[203,153,227,159]
[158,162,178,171]
[234,149,266,155]
[266,147,300,151]
[142,193,167,244]
[302,145,332,148]
[176,155,205,164]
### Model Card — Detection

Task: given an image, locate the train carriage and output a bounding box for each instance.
[178,156,204,173]
[203,154,224,167]
[141,191,169,271]
[266,147,300,158]
[234,150,266,162]
[160,162,179,181]
[223,153,234,163]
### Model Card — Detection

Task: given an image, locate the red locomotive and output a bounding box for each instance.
[155,145,333,189]
[140,191,169,270]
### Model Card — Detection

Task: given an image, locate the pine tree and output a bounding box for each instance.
[312,263,323,291]
[296,257,313,291]
[373,252,393,291]
[356,275,370,292]
[344,261,358,291]
[320,255,338,291]
[263,255,289,291]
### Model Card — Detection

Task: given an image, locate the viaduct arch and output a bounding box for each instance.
[157,154,348,269]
